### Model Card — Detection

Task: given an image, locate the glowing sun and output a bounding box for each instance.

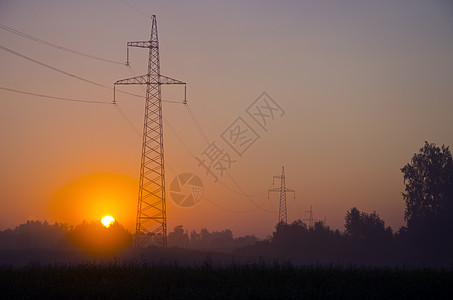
[101,216,115,228]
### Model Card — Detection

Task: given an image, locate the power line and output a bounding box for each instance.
[218,183,271,198]
[185,104,210,145]
[160,24,271,211]
[126,65,184,104]
[162,100,275,213]
[164,106,275,214]
[0,44,146,100]
[115,104,142,137]
[117,19,265,215]
[119,0,152,19]
[0,23,125,65]
[164,114,275,214]
[156,30,266,206]
[163,117,198,158]
[224,173,276,214]
[1,21,270,215]
[0,25,187,105]
[0,86,111,104]
[182,103,274,211]
[114,15,186,248]
[160,30,222,133]
[160,32,219,140]
[0,44,112,89]
[204,195,274,214]
[0,91,272,216]
[0,87,144,140]
[112,8,214,142]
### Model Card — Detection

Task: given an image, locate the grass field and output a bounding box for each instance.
[1,262,452,299]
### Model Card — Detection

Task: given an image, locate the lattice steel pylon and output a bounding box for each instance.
[268,166,295,224]
[114,15,185,248]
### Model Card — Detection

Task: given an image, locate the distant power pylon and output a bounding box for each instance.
[304,205,315,227]
[114,15,186,248]
[303,205,326,227]
[268,166,295,224]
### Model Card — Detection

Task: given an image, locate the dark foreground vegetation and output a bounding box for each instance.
[1,262,452,299]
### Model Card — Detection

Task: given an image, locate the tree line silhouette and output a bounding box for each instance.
[167,225,259,251]
[0,221,259,253]
[236,141,453,266]
[0,141,452,265]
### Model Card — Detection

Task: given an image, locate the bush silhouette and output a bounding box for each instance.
[66,221,132,255]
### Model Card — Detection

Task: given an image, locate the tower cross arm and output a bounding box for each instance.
[273,175,282,185]
[114,74,185,86]
[127,41,155,48]
[286,188,296,199]
[268,187,281,198]
[114,74,149,85]
[160,75,185,85]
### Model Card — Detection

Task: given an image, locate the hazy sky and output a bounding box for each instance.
[1,0,452,238]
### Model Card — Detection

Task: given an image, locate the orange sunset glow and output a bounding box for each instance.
[1,3,453,297]
[1,0,452,241]
[48,173,137,232]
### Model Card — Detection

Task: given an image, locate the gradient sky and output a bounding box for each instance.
[1,0,452,238]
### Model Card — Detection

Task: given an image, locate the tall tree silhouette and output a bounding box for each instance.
[344,207,391,241]
[401,142,453,226]
[400,142,453,263]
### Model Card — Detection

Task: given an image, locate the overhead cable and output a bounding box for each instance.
[0,23,125,65]
[0,86,111,104]
[0,44,144,99]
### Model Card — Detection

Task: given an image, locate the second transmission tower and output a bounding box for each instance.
[269,166,295,224]
[114,15,186,248]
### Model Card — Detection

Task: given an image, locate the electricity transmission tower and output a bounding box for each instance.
[303,205,326,227]
[303,205,315,227]
[114,15,185,248]
[268,166,295,224]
